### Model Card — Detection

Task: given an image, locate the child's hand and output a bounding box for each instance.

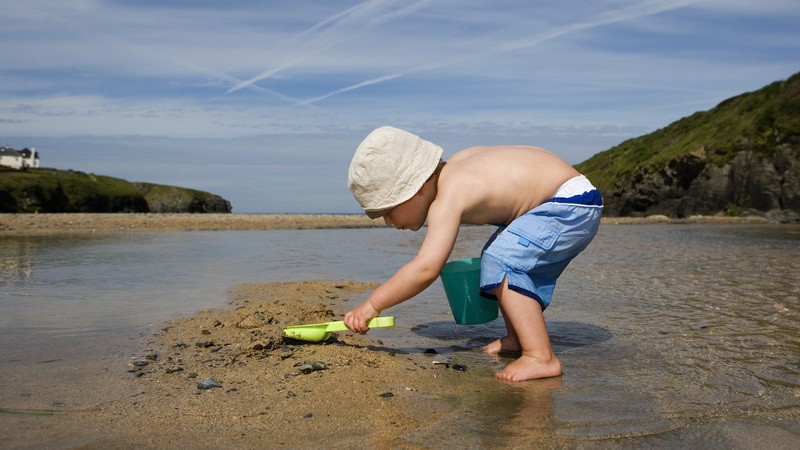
[343,300,380,333]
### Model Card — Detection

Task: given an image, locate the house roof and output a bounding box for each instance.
[0,146,38,158]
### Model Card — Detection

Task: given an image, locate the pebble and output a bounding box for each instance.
[197,378,222,390]
[296,361,327,374]
[379,392,394,398]
[131,360,149,367]
[432,356,452,365]
[452,364,467,372]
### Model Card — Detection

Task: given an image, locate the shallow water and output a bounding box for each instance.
[1,223,799,447]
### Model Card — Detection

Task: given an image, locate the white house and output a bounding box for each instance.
[0,146,40,169]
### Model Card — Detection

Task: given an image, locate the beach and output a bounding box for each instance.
[0,213,384,234]
[1,213,797,448]
[0,212,772,235]
[3,279,501,449]
[0,214,510,448]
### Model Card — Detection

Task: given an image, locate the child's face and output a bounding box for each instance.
[383,193,427,231]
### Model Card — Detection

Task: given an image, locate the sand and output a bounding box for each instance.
[0,212,772,236]
[1,280,502,449]
[0,213,384,234]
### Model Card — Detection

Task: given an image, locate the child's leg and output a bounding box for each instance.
[482,302,521,355]
[492,278,562,381]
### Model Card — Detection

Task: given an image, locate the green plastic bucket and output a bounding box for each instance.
[440,257,499,325]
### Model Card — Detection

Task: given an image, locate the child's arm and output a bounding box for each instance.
[343,201,462,332]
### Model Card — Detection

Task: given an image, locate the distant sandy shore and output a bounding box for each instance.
[0,213,769,235]
[0,212,773,235]
[0,213,384,234]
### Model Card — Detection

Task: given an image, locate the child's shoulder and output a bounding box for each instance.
[447,146,490,163]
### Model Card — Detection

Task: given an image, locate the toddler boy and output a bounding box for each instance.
[344,126,602,381]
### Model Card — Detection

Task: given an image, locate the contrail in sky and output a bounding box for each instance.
[18,4,299,104]
[226,0,430,95]
[296,0,700,106]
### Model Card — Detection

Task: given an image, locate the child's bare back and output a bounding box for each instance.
[435,145,581,227]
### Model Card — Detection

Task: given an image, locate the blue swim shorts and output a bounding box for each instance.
[479,175,603,311]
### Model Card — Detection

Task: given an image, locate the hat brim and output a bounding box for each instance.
[364,208,391,219]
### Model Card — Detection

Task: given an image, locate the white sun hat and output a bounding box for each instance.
[348,126,443,219]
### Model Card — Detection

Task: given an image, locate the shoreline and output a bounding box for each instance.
[1,280,508,448]
[0,213,384,234]
[0,212,774,235]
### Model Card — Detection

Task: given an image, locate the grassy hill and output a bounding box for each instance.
[0,167,231,213]
[576,71,800,194]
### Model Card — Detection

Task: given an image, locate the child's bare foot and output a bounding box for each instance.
[496,353,562,382]
[482,335,521,355]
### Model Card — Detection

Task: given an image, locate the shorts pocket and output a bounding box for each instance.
[507,221,559,251]
[485,217,561,272]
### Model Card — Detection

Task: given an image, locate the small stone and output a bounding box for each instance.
[196,341,215,348]
[145,352,158,361]
[287,391,296,397]
[297,361,327,374]
[165,367,184,374]
[197,378,222,390]
[131,360,149,367]
[452,364,467,372]
[187,372,198,379]
[424,348,438,354]
[303,413,313,419]
[210,345,224,353]
[379,392,394,398]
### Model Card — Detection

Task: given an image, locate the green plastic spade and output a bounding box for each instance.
[282,316,396,342]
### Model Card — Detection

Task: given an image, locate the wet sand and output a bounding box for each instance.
[1,280,498,449]
[0,212,771,235]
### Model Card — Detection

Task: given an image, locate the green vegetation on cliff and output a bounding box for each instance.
[576,71,800,194]
[0,167,231,213]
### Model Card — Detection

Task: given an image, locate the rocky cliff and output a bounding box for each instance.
[605,145,799,222]
[577,72,800,222]
[0,168,231,213]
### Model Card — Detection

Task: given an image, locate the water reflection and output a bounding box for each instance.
[0,239,36,283]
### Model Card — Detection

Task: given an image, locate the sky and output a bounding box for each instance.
[1,0,798,213]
